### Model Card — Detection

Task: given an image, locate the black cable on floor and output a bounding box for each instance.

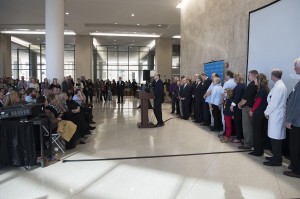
[62,150,253,163]
[163,117,175,123]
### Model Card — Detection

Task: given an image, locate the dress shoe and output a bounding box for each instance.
[248,152,262,156]
[263,161,282,167]
[283,171,300,178]
[265,156,273,161]
[193,120,201,123]
[211,128,221,132]
[200,123,210,126]
[89,121,96,124]
[155,123,165,127]
[88,126,96,130]
[238,145,252,150]
[79,141,86,144]
[171,111,174,114]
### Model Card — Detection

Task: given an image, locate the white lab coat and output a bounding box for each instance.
[264,79,287,139]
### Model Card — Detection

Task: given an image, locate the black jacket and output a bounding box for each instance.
[153,79,164,102]
[180,83,192,100]
[117,81,125,91]
[200,78,212,97]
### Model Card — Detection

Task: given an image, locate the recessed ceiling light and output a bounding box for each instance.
[133,40,135,42]
[158,25,162,27]
[114,40,116,41]
[65,12,69,15]
[131,13,135,17]
[137,24,140,26]
[37,38,40,40]
[134,32,137,33]
[115,22,118,25]
[90,32,160,38]
[131,44,134,45]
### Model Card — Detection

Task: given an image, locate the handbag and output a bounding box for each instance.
[57,120,77,142]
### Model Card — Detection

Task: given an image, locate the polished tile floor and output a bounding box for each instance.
[0,97,300,199]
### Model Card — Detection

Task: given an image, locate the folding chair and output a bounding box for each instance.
[52,133,65,154]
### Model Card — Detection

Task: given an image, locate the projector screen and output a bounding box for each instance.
[247,0,300,93]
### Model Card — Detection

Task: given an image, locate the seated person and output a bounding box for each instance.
[25,88,38,103]
[46,94,94,149]
[73,89,95,124]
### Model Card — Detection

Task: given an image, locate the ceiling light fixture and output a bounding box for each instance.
[115,22,118,25]
[11,36,32,48]
[131,13,135,17]
[137,24,140,26]
[90,32,160,38]
[65,12,69,15]
[158,25,162,27]
[0,30,76,35]
[172,35,181,39]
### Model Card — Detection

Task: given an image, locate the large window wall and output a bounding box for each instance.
[94,46,151,83]
[11,43,75,81]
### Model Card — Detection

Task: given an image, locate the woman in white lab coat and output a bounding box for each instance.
[263,69,287,166]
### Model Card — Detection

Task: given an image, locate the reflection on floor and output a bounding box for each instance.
[0,97,300,199]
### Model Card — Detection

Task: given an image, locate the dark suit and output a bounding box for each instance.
[117,80,125,103]
[180,83,192,120]
[81,80,89,103]
[0,100,3,108]
[153,79,164,125]
[201,78,212,125]
[194,81,203,122]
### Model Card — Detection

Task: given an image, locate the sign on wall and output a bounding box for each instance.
[204,60,224,82]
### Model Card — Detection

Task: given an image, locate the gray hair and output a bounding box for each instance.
[294,58,300,67]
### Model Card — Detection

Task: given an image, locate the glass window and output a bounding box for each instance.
[11,43,75,80]
[94,45,152,83]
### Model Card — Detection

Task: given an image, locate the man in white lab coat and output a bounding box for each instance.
[264,69,287,166]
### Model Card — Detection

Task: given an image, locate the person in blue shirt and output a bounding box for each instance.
[210,77,223,132]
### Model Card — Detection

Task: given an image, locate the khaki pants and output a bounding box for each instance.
[242,107,253,147]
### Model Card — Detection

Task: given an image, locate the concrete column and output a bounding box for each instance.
[75,35,93,79]
[0,34,12,77]
[155,38,172,80]
[45,0,64,83]
[29,51,37,78]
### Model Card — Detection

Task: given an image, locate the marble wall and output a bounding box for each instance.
[180,0,276,77]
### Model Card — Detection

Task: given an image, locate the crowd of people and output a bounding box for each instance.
[167,58,300,178]
[0,75,140,150]
[1,59,300,178]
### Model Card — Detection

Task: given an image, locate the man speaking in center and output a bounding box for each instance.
[153,73,164,127]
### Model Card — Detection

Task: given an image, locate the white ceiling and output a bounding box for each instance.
[0,0,180,46]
